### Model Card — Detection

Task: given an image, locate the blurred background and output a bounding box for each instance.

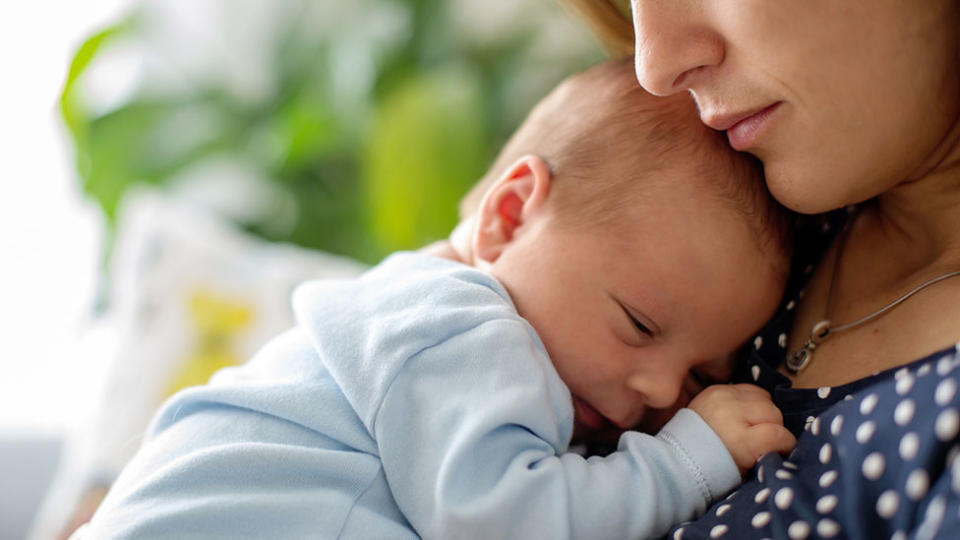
[1,0,607,537]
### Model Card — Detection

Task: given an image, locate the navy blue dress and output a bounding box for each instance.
[667,210,960,539]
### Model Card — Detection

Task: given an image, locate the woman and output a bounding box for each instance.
[564,0,960,537]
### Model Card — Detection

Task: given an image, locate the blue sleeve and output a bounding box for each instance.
[373,317,740,540]
[73,330,414,540]
[665,353,960,540]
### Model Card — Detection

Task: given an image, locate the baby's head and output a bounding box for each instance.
[455,59,792,446]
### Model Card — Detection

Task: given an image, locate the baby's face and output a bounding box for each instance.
[489,173,783,447]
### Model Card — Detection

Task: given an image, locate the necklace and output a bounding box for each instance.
[786,216,960,375]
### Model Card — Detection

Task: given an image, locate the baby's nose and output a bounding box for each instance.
[626,371,684,410]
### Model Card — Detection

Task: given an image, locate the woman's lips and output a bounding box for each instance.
[704,102,783,151]
[726,102,782,150]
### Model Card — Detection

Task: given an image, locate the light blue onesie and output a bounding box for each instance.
[79,252,740,539]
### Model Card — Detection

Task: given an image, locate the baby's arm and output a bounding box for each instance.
[374,319,791,540]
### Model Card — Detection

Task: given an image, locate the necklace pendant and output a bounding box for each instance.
[786,319,832,375]
[786,343,814,374]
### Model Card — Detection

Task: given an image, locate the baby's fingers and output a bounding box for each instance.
[747,423,796,460]
[741,400,785,427]
[727,383,772,398]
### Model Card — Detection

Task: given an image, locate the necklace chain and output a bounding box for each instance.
[786,214,960,375]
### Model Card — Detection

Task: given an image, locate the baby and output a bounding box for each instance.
[79,59,795,540]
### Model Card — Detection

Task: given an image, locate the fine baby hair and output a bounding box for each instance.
[461,58,793,270]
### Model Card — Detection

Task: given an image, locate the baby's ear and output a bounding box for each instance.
[473,155,552,265]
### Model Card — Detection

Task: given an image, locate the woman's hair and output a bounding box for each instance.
[557,0,634,58]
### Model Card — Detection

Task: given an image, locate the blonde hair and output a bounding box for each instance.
[557,0,634,58]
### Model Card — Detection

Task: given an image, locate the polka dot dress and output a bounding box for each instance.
[667,210,960,539]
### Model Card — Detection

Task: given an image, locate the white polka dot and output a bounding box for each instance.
[786,300,796,311]
[817,518,840,538]
[890,531,906,540]
[819,470,838,488]
[863,452,886,480]
[895,367,910,379]
[952,458,960,495]
[754,487,770,503]
[757,465,765,483]
[775,487,794,509]
[782,461,798,470]
[788,520,810,540]
[673,527,684,540]
[776,469,793,480]
[831,415,843,436]
[938,356,954,376]
[817,386,831,399]
[894,399,916,426]
[804,416,815,431]
[919,363,932,376]
[810,417,821,436]
[778,333,788,348]
[751,364,761,381]
[936,408,960,441]
[716,504,731,517]
[906,469,929,501]
[895,373,915,395]
[876,490,899,519]
[819,443,832,464]
[844,394,854,401]
[754,336,763,350]
[947,444,960,468]
[860,393,879,415]
[916,495,946,539]
[936,378,957,406]
[900,432,920,461]
[856,421,876,444]
[816,494,838,514]
[710,524,728,538]
[752,511,771,528]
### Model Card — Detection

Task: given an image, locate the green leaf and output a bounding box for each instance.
[363,66,489,253]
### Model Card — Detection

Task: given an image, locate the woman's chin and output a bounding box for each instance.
[764,158,878,214]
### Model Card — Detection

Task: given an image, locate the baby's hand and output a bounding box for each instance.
[687,384,796,475]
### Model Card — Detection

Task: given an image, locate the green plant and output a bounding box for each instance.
[61,0,602,264]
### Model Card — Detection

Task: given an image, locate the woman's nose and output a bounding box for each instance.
[630,0,724,96]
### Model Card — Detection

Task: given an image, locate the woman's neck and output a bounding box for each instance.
[870,121,960,273]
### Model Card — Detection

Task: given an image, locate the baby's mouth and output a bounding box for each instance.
[571,397,625,447]
[573,397,613,431]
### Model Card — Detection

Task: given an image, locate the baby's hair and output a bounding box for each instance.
[460,58,794,269]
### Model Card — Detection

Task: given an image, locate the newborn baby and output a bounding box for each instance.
[79,58,795,540]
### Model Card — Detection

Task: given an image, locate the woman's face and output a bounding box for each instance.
[630,0,960,213]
